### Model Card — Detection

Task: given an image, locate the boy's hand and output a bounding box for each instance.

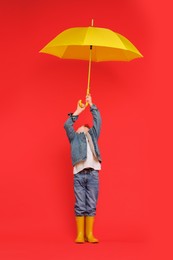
[73,101,86,116]
[72,94,93,116]
[86,94,93,106]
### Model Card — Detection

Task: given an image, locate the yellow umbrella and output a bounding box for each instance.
[40,20,143,107]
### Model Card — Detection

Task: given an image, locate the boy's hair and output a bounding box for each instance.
[84,124,90,129]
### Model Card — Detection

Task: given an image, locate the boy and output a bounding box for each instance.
[64,95,102,243]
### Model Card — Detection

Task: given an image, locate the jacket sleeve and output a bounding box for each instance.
[64,114,78,142]
[90,104,102,139]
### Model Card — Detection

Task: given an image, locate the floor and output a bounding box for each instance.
[0,236,151,260]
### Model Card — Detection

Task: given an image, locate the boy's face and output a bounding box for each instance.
[76,126,89,134]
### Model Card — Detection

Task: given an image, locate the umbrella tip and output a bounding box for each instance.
[91,19,94,26]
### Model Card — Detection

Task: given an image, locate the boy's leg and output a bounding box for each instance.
[85,170,99,243]
[74,173,86,243]
[75,216,85,243]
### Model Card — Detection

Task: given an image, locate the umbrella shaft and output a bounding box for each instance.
[87,45,92,95]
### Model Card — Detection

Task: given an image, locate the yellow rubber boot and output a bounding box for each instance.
[85,216,99,243]
[75,216,85,243]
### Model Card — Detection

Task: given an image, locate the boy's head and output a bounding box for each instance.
[76,124,90,133]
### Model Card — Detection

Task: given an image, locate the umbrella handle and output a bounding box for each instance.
[78,99,88,108]
[78,87,90,107]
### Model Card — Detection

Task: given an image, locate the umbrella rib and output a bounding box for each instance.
[83,26,90,47]
[115,33,142,59]
[60,45,68,58]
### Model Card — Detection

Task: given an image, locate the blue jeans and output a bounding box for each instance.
[74,169,99,216]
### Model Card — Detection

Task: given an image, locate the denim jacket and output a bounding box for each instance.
[64,104,102,166]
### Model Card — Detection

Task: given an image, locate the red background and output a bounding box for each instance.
[0,0,172,259]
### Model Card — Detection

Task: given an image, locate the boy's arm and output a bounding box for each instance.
[64,114,77,142]
[86,95,101,139]
[64,101,86,142]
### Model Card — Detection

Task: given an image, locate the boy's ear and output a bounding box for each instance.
[84,124,91,129]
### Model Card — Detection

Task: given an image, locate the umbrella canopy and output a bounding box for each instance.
[40,26,143,62]
[40,22,143,107]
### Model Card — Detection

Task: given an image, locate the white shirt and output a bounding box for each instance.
[73,135,101,174]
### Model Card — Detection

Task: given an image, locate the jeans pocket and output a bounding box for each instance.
[90,170,99,177]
